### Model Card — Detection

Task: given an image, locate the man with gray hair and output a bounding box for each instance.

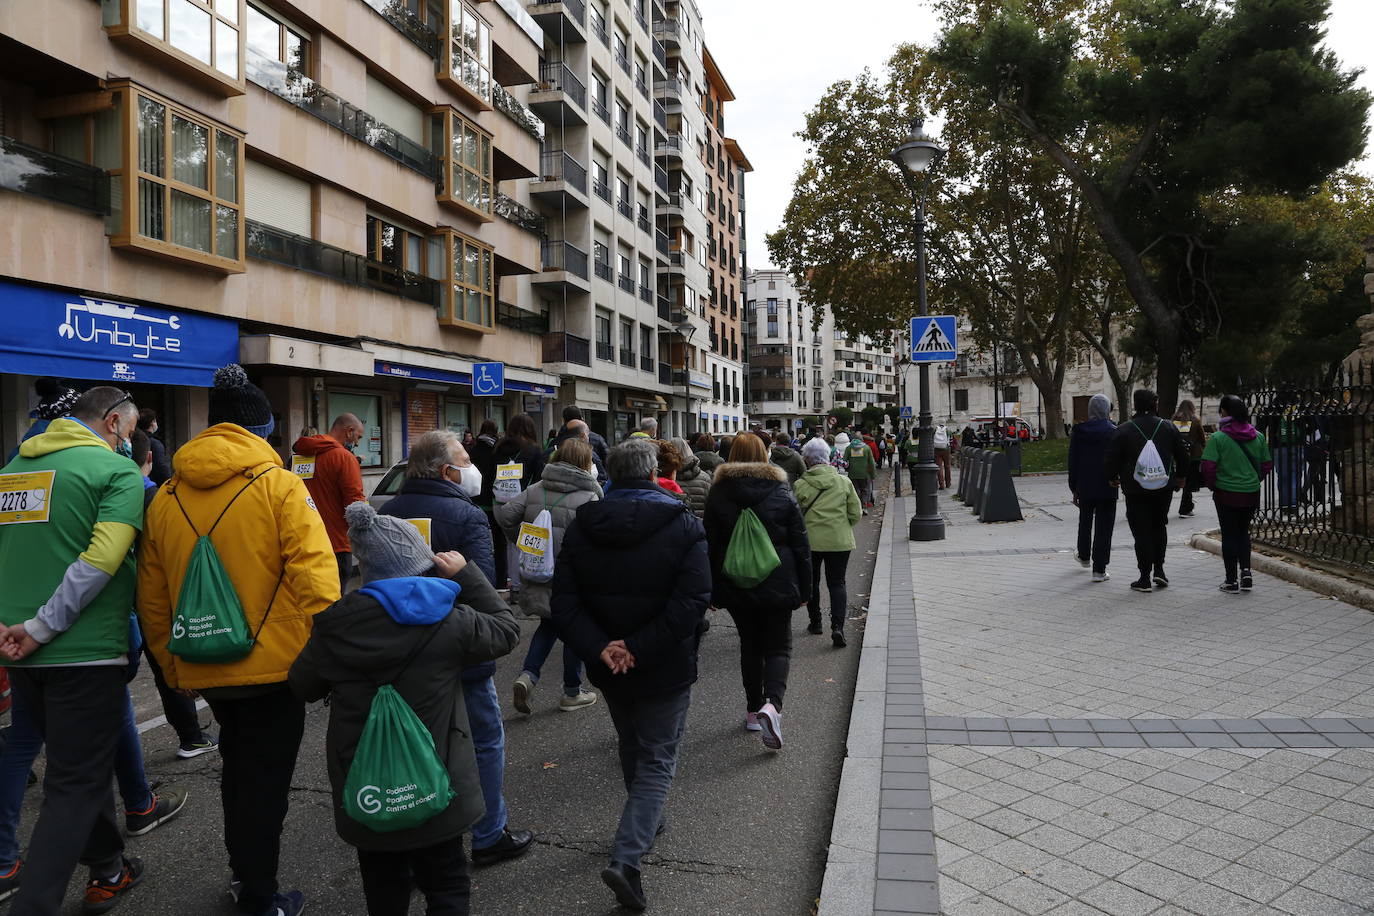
[628,416,658,439]
[553,440,709,910]
[566,420,608,485]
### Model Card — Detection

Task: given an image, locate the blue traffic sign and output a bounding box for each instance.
[472,361,505,396]
[900,406,914,419]
[910,315,958,363]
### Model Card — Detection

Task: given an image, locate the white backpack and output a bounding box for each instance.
[516,490,568,583]
[493,462,524,504]
[1131,420,1171,490]
[933,425,950,449]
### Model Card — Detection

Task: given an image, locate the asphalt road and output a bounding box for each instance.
[31,469,894,915]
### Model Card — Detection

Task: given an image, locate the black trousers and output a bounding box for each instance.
[1217,503,1257,582]
[808,551,851,631]
[336,551,353,592]
[356,835,470,916]
[141,645,204,746]
[485,511,508,588]
[727,606,793,711]
[205,685,306,914]
[9,666,126,916]
[1124,489,1174,575]
[1076,498,1118,574]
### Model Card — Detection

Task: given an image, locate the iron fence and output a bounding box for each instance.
[1247,363,1374,571]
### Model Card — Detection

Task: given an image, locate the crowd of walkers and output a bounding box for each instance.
[1068,388,1273,593]
[0,378,878,915]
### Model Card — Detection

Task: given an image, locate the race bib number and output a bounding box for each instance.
[516,522,549,557]
[496,463,523,481]
[1174,421,1192,434]
[404,518,433,547]
[0,470,56,525]
[290,455,315,479]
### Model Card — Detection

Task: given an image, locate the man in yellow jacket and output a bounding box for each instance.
[138,365,337,916]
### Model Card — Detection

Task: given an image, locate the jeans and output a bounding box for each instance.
[336,552,352,592]
[1216,503,1257,582]
[849,478,873,506]
[462,677,508,850]
[204,684,305,914]
[8,666,126,916]
[142,645,205,746]
[521,619,583,696]
[808,551,850,631]
[1124,489,1174,576]
[604,688,691,870]
[1076,498,1118,575]
[726,606,794,711]
[356,835,470,916]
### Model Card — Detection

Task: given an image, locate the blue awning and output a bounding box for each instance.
[0,281,238,386]
[374,360,556,395]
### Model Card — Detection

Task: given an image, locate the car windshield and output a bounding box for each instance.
[373,463,408,498]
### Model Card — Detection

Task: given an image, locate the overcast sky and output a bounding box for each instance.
[698,0,1374,271]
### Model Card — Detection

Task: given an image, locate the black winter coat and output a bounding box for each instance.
[288,564,519,852]
[703,462,811,611]
[1105,412,1191,498]
[469,434,498,509]
[1067,418,1118,501]
[552,480,710,699]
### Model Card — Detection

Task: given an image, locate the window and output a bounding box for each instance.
[641,326,654,364]
[366,214,429,287]
[954,389,969,411]
[329,393,384,467]
[592,73,609,122]
[430,108,492,217]
[766,318,778,337]
[103,0,245,93]
[1003,386,1019,403]
[620,317,635,366]
[766,298,777,316]
[434,229,495,330]
[440,0,491,106]
[245,3,306,77]
[595,313,613,360]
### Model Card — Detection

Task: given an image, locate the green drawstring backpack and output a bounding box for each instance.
[722,506,780,588]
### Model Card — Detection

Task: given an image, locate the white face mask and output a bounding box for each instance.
[451,463,482,497]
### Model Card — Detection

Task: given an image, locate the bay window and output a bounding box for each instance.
[102,0,245,94]
[439,1,492,108]
[430,107,493,219]
[434,229,495,331]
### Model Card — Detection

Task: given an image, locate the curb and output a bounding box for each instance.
[1188,532,1374,613]
[817,495,894,915]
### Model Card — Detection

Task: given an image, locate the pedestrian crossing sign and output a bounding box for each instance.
[910,315,958,363]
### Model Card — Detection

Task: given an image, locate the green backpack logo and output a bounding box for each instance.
[167,471,283,664]
[343,625,455,832]
[722,507,781,588]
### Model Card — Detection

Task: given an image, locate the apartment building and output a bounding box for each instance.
[0,0,560,485]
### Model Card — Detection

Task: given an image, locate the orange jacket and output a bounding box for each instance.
[291,434,365,553]
[138,424,340,690]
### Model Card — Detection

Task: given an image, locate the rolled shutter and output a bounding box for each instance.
[365,75,424,144]
[245,160,311,237]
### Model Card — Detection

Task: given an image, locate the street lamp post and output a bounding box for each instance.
[891,119,946,542]
[676,321,696,438]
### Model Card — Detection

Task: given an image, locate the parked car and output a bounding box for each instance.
[367,460,408,509]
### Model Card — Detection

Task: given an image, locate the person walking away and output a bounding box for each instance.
[900,432,921,493]
[1068,394,1119,582]
[1105,389,1190,594]
[136,408,173,485]
[0,387,149,914]
[552,414,607,485]
[768,432,806,486]
[794,440,861,646]
[468,420,504,588]
[1172,400,1207,518]
[292,414,367,591]
[671,438,712,518]
[289,503,518,916]
[377,431,532,867]
[694,434,723,473]
[715,435,734,467]
[551,440,709,911]
[932,424,952,489]
[702,433,810,751]
[654,440,685,496]
[629,417,658,439]
[492,415,545,599]
[1202,395,1273,593]
[138,365,339,916]
[843,435,876,510]
[498,439,602,714]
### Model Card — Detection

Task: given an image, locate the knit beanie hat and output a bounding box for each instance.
[834,432,850,449]
[33,378,79,420]
[802,438,831,466]
[209,364,275,438]
[345,502,434,582]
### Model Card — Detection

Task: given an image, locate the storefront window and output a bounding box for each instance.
[329,392,384,468]
[484,403,507,431]
[444,401,470,436]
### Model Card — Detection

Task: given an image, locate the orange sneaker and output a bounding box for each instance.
[82,856,142,914]
[0,859,22,904]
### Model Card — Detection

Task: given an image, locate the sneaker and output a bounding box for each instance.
[176,736,218,759]
[125,789,188,836]
[513,673,534,715]
[1092,570,1110,582]
[228,877,242,904]
[1152,570,1169,589]
[81,856,142,914]
[601,862,647,911]
[806,621,824,635]
[1179,511,1195,518]
[831,628,847,648]
[260,890,306,916]
[558,689,598,711]
[757,702,783,751]
[0,860,21,904]
[1130,578,1153,593]
[1076,554,1090,569]
[744,712,762,732]
[1219,581,1240,594]
[1240,570,1254,591]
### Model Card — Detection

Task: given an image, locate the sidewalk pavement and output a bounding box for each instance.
[824,469,1374,915]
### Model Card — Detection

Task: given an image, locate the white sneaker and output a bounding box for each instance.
[1092,571,1110,582]
[558,689,598,711]
[745,712,762,732]
[757,702,783,751]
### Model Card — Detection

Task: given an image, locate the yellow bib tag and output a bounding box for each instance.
[291,455,316,479]
[404,518,433,547]
[0,470,56,525]
[496,463,523,480]
[517,522,550,556]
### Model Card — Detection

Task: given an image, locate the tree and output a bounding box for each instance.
[828,405,854,428]
[935,0,1371,411]
[861,405,887,430]
[885,405,902,428]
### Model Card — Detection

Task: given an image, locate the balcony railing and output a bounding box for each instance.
[537,61,587,110]
[669,250,685,267]
[618,273,635,293]
[591,16,609,44]
[596,340,613,361]
[637,213,651,233]
[655,133,683,156]
[493,84,545,142]
[494,192,547,237]
[0,136,108,215]
[615,50,631,76]
[247,49,436,178]
[594,260,612,281]
[636,78,649,100]
[657,295,671,321]
[634,3,648,32]
[593,177,611,202]
[654,164,668,192]
[538,150,588,194]
[639,284,653,303]
[652,37,666,67]
[616,124,632,147]
[637,144,651,167]
[619,347,635,368]
[592,98,610,123]
[617,198,633,219]
[541,239,589,278]
[542,331,591,366]
[496,300,549,335]
[532,0,586,24]
[655,230,670,255]
[654,78,682,100]
[641,354,654,372]
[653,99,667,129]
[358,0,438,58]
[246,220,439,308]
[653,19,679,40]
[659,362,672,385]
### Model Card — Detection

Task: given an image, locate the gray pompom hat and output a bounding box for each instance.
[344,502,434,582]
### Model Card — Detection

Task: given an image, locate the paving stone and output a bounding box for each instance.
[1270,885,1352,915]
[1208,862,1292,904]
[986,877,1072,915]
[877,853,938,882]
[1077,879,1164,916]
[943,854,1020,892]
[874,878,939,912]
[1174,882,1262,914]
[1116,861,1197,900]
[1064,842,1139,878]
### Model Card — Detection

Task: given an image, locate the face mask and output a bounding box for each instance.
[116,437,133,459]
[456,464,482,497]
[345,440,358,453]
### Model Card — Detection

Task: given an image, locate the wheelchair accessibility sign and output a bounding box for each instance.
[472,362,505,397]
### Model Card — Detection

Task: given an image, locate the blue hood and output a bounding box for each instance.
[359,576,463,625]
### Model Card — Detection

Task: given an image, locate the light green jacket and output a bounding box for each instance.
[793,465,861,553]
